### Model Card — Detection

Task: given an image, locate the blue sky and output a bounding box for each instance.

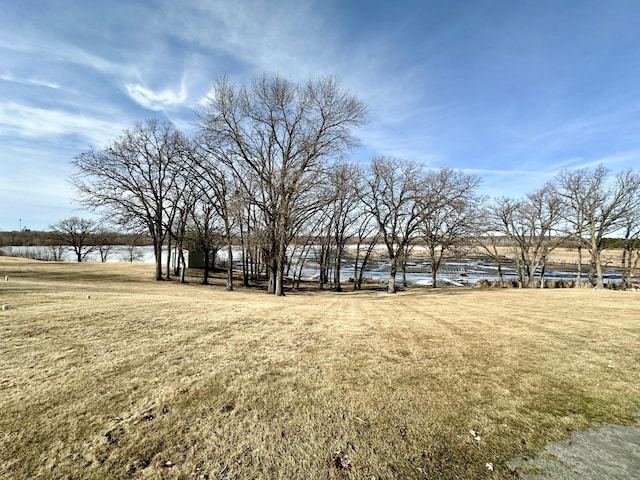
[1,0,640,231]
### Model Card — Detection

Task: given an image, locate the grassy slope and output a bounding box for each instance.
[1,257,639,479]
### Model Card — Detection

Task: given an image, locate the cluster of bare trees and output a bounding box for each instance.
[45,217,147,263]
[72,75,368,294]
[70,74,640,293]
[480,166,640,289]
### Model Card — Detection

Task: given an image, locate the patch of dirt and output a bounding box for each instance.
[508,416,640,479]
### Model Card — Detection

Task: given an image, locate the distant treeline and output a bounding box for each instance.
[3,228,638,252]
[0,230,153,248]
[601,237,640,249]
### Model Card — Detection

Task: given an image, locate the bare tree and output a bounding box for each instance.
[489,186,565,288]
[49,217,98,262]
[419,169,482,288]
[120,230,147,263]
[555,165,640,288]
[188,191,224,286]
[47,244,66,262]
[617,184,640,288]
[360,157,423,293]
[554,167,596,286]
[352,213,380,290]
[288,209,330,289]
[94,229,119,262]
[190,144,237,290]
[325,161,362,291]
[305,209,333,288]
[235,195,264,287]
[474,211,508,287]
[72,119,190,280]
[200,74,367,295]
[168,183,198,283]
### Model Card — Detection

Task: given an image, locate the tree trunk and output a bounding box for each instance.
[165,236,172,281]
[239,222,249,287]
[588,261,596,286]
[267,256,276,294]
[226,243,234,291]
[356,238,377,290]
[274,214,287,296]
[527,261,539,289]
[388,255,397,293]
[154,239,163,281]
[173,245,181,276]
[576,243,583,287]
[429,249,437,288]
[497,262,504,288]
[401,250,408,288]
[202,249,210,285]
[252,246,260,282]
[242,248,250,287]
[539,259,546,288]
[516,263,525,288]
[353,241,362,291]
[334,243,343,292]
[590,226,601,288]
[275,258,285,296]
[595,251,605,289]
[179,248,186,283]
[621,247,635,289]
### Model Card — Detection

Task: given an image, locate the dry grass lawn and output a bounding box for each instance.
[1,257,639,479]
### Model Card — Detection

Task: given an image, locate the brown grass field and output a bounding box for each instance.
[1,257,639,479]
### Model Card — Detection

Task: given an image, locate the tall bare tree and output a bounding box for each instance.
[167,176,198,283]
[555,165,640,288]
[235,196,264,287]
[474,211,508,287]
[618,186,640,288]
[190,144,237,290]
[360,157,423,293]
[200,74,366,295]
[419,169,482,288]
[596,173,640,289]
[188,192,224,286]
[72,119,190,280]
[489,185,565,288]
[326,161,362,291]
[352,212,380,290]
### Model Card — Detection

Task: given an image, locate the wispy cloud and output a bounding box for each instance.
[0,72,60,89]
[125,78,188,111]
[545,151,640,174]
[168,1,440,164]
[163,1,330,76]
[0,101,126,147]
[0,34,136,81]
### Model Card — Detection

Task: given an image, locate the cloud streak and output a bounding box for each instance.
[0,101,126,147]
[0,73,60,89]
[125,79,188,111]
